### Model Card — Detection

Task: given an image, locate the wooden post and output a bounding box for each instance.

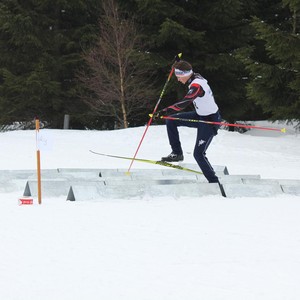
[35,119,42,204]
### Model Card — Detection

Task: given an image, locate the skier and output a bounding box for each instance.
[154,60,221,183]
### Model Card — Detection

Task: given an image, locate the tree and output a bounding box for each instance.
[238,0,300,122]
[0,0,101,128]
[78,0,155,129]
[121,0,260,123]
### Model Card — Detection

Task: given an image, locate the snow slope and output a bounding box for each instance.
[0,122,300,300]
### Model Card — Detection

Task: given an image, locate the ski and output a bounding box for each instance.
[89,150,203,175]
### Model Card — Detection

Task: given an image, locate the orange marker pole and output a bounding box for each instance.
[35,119,42,204]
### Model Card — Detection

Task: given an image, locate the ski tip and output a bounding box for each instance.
[149,114,153,118]
[281,128,286,133]
[125,171,131,176]
[178,53,182,58]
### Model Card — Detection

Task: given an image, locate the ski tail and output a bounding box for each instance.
[89,150,203,175]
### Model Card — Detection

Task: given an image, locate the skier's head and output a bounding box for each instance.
[173,60,193,84]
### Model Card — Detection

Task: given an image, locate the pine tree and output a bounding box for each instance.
[237,0,300,122]
[120,0,259,123]
[0,0,101,128]
[192,0,255,122]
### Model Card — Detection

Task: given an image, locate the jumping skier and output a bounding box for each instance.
[154,60,222,183]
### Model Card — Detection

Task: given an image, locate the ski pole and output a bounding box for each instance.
[152,115,286,133]
[126,53,182,174]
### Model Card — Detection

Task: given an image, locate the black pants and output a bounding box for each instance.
[165,111,221,183]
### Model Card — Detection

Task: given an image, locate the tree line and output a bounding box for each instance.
[0,0,299,129]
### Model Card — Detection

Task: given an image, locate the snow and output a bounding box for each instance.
[0,122,300,300]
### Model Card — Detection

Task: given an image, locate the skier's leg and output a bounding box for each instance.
[165,111,199,154]
[193,123,219,183]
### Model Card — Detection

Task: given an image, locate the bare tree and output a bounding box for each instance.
[78,0,154,128]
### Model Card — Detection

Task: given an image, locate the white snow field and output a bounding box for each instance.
[0,122,299,300]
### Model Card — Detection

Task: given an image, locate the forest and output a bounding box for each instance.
[0,0,299,129]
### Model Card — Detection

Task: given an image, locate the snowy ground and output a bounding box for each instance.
[0,122,300,300]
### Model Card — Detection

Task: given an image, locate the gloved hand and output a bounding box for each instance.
[152,111,162,120]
